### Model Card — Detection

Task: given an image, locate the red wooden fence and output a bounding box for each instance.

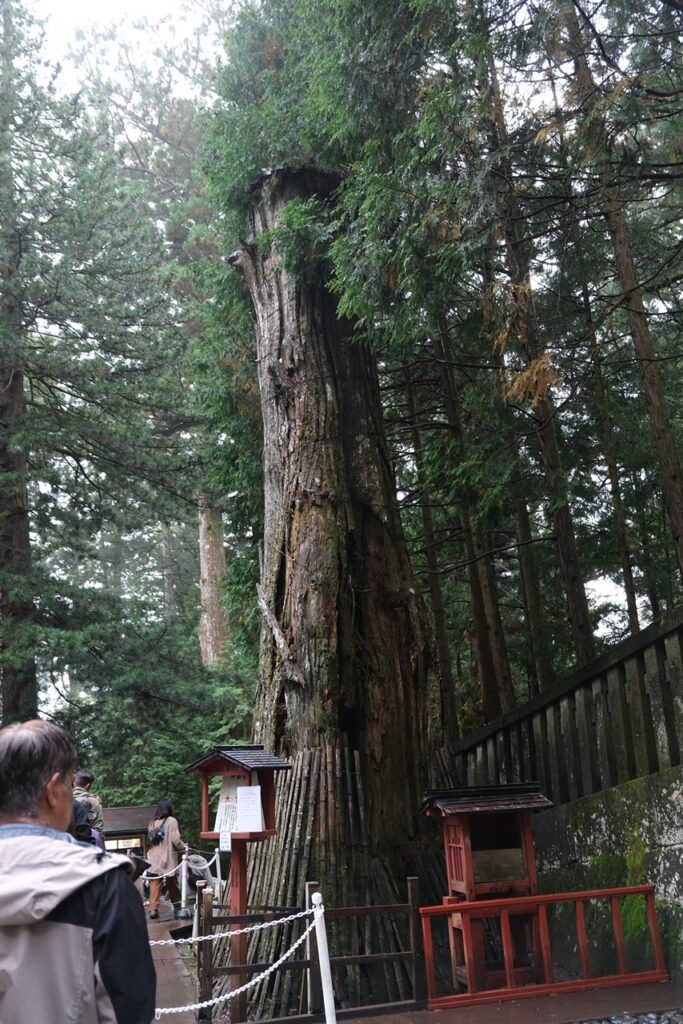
[419,885,668,1009]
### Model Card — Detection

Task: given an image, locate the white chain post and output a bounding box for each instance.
[176,853,191,920]
[154,913,316,1017]
[214,846,222,900]
[311,892,336,1024]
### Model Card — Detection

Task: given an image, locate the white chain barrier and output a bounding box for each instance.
[144,850,221,915]
[152,891,337,1024]
[153,912,316,1018]
[142,851,219,881]
[149,907,311,947]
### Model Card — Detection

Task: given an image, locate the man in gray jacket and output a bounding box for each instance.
[0,719,156,1024]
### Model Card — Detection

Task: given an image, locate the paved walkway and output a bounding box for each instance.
[343,982,683,1024]
[148,901,197,1023]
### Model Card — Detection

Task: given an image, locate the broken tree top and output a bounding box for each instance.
[185,745,292,774]
[420,782,553,815]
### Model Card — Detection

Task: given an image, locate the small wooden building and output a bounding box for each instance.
[421,782,552,901]
[421,782,552,992]
[103,804,156,853]
[185,744,291,842]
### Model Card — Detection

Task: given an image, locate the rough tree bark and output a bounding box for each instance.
[0,2,37,724]
[231,168,436,882]
[0,358,36,725]
[405,365,459,742]
[197,497,229,666]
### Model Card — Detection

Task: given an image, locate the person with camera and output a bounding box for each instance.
[146,799,188,920]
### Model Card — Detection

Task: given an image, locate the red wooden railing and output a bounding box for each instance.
[420,885,668,1009]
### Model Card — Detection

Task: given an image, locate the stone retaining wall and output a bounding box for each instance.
[450,608,683,973]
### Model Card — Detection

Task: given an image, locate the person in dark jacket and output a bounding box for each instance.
[71,798,106,850]
[73,768,105,835]
[0,719,156,1024]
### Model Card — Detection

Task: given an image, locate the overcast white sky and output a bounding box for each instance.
[32,0,183,41]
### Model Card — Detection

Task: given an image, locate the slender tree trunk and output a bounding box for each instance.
[0,361,37,724]
[631,472,662,618]
[0,3,37,724]
[515,495,555,693]
[160,521,181,624]
[197,497,229,666]
[462,514,502,720]
[432,316,515,716]
[563,3,683,583]
[585,305,640,633]
[548,65,641,634]
[485,54,596,666]
[232,168,435,873]
[405,367,459,741]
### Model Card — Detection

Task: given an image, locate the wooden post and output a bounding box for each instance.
[196,878,204,995]
[611,896,628,975]
[196,881,214,1021]
[306,880,323,1013]
[646,889,668,974]
[420,913,437,1004]
[407,877,426,1004]
[231,838,248,1023]
[575,899,591,979]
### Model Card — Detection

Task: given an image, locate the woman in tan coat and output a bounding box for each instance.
[146,799,187,919]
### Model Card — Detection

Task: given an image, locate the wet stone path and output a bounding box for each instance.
[576,1013,683,1024]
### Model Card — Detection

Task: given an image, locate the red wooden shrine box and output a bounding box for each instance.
[421,783,552,991]
[422,782,552,901]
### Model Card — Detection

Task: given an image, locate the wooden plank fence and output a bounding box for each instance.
[195,878,427,1022]
[447,608,683,803]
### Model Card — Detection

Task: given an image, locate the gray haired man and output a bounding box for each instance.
[0,719,156,1024]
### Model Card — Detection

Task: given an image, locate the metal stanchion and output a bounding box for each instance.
[311,892,336,1024]
[176,854,191,920]
[214,846,222,899]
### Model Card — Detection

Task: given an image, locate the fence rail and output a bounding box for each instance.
[419,885,668,1009]
[196,878,426,1022]
[449,609,683,804]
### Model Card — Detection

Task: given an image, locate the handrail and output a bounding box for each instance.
[419,884,668,1011]
[444,608,683,807]
[452,607,683,756]
[419,883,657,915]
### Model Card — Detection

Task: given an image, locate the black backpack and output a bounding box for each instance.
[74,794,99,829]
[148,820,166,845]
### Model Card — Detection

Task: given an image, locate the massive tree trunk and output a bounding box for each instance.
[197,497,229,666]
[0,3,37,724]
[231,168,436,901]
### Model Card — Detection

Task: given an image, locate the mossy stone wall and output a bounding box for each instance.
[533,765,683,976]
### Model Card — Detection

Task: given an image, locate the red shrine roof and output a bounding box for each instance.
[185,745,292,774]
[421,782,552,816]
